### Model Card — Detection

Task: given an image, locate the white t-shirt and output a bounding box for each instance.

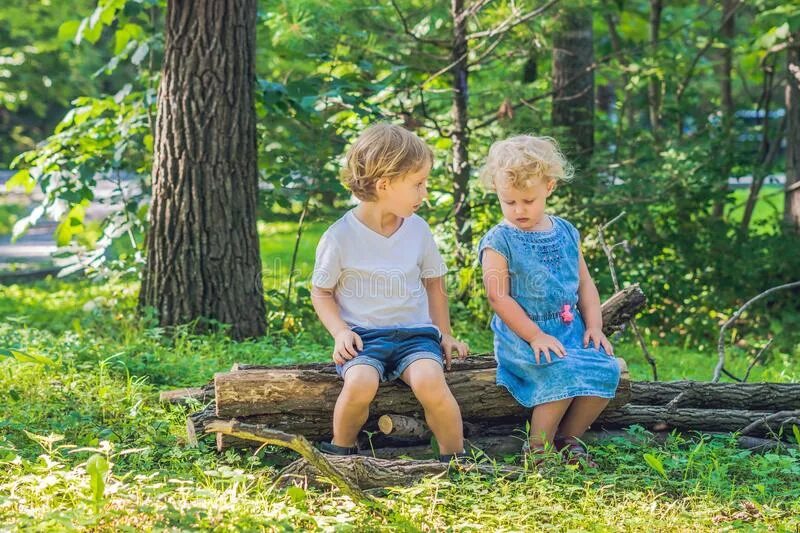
[311,210,448,329]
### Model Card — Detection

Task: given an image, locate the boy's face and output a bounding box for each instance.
[378,162,431,218]
[496,178,555,230]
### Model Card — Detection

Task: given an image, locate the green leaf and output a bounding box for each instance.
[114,27,132,55]
[643,453,667,478]
[0,348,56,366]
[57,20,81,44]
[286,485,306,503]
[5,169,36,193]
[54,203,87,247]
[792,425,800,445]
[86,454,109,508]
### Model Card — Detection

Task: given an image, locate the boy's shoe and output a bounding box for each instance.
[554,436,598,468]
[317,441,359,456]
[439,450,481,470]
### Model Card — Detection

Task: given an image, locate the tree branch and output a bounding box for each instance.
[466,0,559,40]
[389,0,450,47]
[714,281,800,382]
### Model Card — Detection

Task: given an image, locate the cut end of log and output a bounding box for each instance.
[378,415,393,435]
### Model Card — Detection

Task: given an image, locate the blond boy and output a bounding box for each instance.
[311,123,469,461]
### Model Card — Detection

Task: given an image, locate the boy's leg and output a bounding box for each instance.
[400,359,464,455]
[529,398,573,448]
[332,365,380,448]
[556,396,610,438]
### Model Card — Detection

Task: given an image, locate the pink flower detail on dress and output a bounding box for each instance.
[560,304,574,324]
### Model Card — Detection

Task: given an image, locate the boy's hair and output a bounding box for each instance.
[340,123,434,201]
[478,135,574,191]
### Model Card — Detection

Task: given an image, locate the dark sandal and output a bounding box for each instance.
[521,441,558,466]
[318,441,359,456]
[554,436,598,468]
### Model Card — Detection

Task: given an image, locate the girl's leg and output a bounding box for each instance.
[530,398,573,448]
[556,396,610,438]
[332,365,380,447]
[401,358,464,455]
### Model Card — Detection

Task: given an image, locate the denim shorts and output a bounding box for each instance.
[336,326,443,382]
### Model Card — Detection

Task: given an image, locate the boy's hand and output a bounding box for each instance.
[440,333,469,371]
[584,327,614,355]
[528,331,566,364]
[332,329,363,365]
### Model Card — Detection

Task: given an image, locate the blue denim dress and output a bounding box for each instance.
[478,216,621,408]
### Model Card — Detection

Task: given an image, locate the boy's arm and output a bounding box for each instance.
[311,286,363,364]
[422,276,452,335]
[310,286,349,336]
[423,276,468,368]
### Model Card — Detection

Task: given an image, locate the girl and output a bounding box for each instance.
[477,135,620,467]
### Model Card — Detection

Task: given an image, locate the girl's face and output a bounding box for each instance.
[496,178,555,230]
[377,162,431,218]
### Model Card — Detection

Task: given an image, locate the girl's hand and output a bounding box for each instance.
[332,329,363,365]
[528,332,566,364]
[584,327,614,355]
[440,333,469,371]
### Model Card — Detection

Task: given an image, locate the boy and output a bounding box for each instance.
[311,123,469,462]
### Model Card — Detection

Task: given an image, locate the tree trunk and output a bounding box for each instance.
[647,0,663,134]
[713,0,736,219]
[551,0,595,166]
[139,0,267,340]
[785,31,800,234]
[450,0,472,264]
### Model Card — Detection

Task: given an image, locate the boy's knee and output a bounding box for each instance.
[406,366,451,405]
[341,365,380,404]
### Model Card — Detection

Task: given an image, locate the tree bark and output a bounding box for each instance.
[138,0,267,340]
[551,0,595,165]
[713,0,736,219]
[595,405,800,435]
[213,357,631,428]
[785,31,800,233]
[647,0,663,133]
[450,0,473,264]
[629,381,800,410]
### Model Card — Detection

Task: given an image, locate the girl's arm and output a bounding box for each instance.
[576,251,603,330]
[482,249,565,361]
[576,251,614,354]
[423,276,468,368]
[481,249,539,341]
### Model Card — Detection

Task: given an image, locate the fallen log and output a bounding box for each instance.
[378,414,430,439]
[158,285,644,407]
[160,385,215,405]
[206,418,523,491]
[213,357,630,437]
[363,431,793,460]
[596,405,800,435]
[629,381,800,410]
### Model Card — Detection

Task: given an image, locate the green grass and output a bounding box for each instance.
[0,202,27,236]
[258,220,326,292]
[1,221,799,530]
[726,185,784,234]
